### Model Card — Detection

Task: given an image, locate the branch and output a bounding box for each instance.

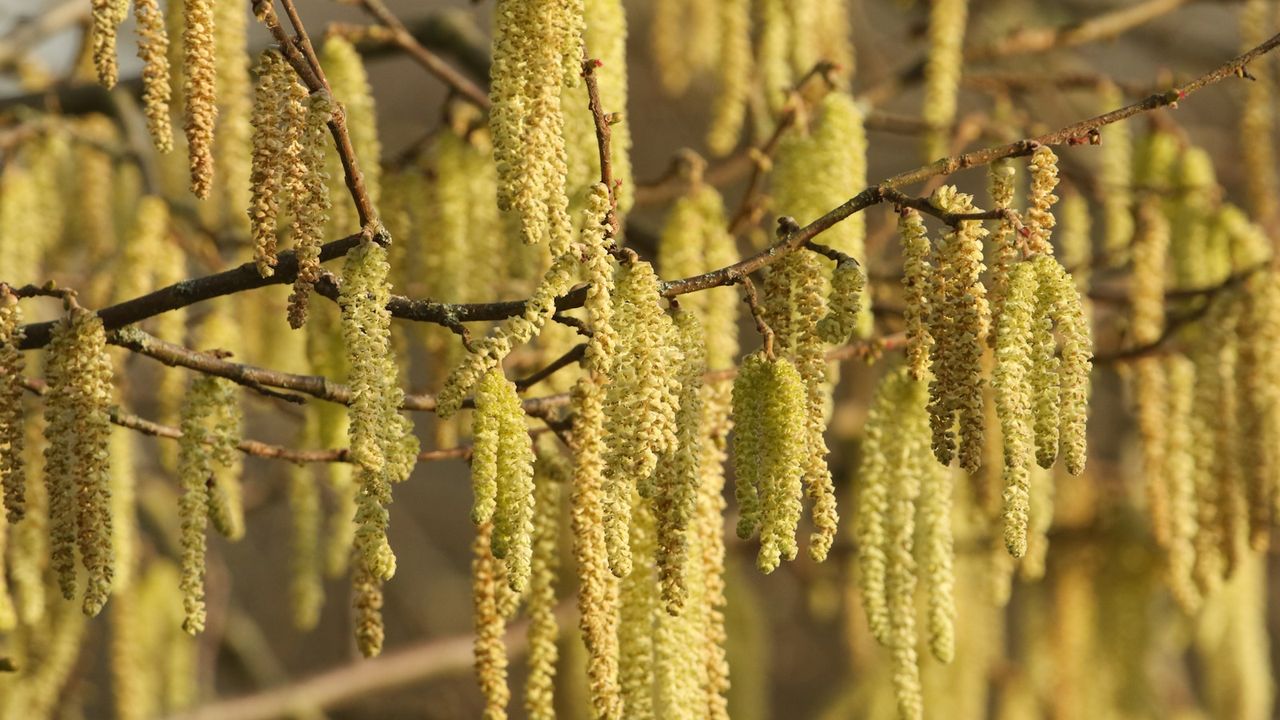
[582,57,620,239]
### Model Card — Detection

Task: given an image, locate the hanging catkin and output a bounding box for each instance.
[288,456,323,631]
[247,49,302,277]
[922,0,967,160]
[986,159,1017,346]
[1239,0,1279,227]
[44,306,115,617]
[899,208,933,381]
[91,0,127,88]
[1164,355,1202,613]
[134,0,173,152]
[340,240,419,584]
[1025,146,1060,256]
[182,0,217,198]
[213,0,252,234]
[994,261,1037,558]
[618,497,659,719]
[0,287,25,524]
[525,449,567,720]
[321,36,383,212]
[473,522,512,720]
[570,374,623,720]
[352,558,385,658]
[286,91,335,329]
[706,0,752,156]
[473,370,536,592]
[1097,81,1134,266]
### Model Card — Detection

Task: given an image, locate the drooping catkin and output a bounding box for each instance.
[525,450,567,720]
[817,258,867,345]
[887,410,924,720]
[340,240,419,583]
[569,375,623,720]
[1131,196,1173,545]
[899,208,934,381]
[731,352,807,573]
[182,0,217,198]
[472,370,536,592]
[1025,146,1060,256]
[602,261,682,577]
[134,0,173,152]
[212,0,251,234]
[43,307,115,616]
[927,186,990,472]
[654,310,706,613]
[353,558,385,658]
[1239,0,1279,227]
[986,159,1017,343]
[994,261,1037,558]
[706,0,752,156]
[694,390,732,719]
[1029,288,1062,469]
[490,0,580,248]
[91,0,127,88]
[288,458,323,631]
[1097,81,1134,266]
[247,49,301,277]
[286,91,335,328]
[473,522,512,720]
[917,432,955,664]
[1236,271,1280,550]
[922,0,967,160]
[618,497,659,719]
[192,307,245,541]
[0,287,25,524]
[1164,355,1202,613]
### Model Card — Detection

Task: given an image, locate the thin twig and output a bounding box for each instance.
[581,56,619,239]
[737,277,775,359]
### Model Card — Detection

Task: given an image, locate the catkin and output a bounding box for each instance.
[856,368,905,644]
[922,0,967,160]
[570,375,623,720]
[1025,146,1060,256]
[321,36,383,211]
[602,261,682,577]
[182,0,217,198]
[341,241,419,583]
[473,522,512,719]
[353,559,385,658]
[287,91,335,328]
[817,258,867,345]
[288,458,323,631]
[1097,81,1134,266]
[1164,355,1202,612]
[1240,0,1279,227]
[654,310,706,613]
[134,0,173,152]
[213,0,251,234]
[917,432,955,664]
[247,49,301,277]
[1036,257,1092,475]
[986,159,1017,344]
[887,406,924,720]
[618,498,659,719]
[473,370,536,592]
[1029,288,1062,469]
[899,208,933,381]
[994,262,1037,558]
[525,450,566,720]
[0,287,25,524]
[731,353,807,573]
[44,307,115,616]
[707,0,752,156]
[91,0,127,88]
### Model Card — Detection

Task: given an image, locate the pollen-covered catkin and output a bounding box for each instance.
[1240,0,1279,227]
[1164,355,1202,613]
[569,375,623,720]
[1026,146,1060,256]
[473,522,511,720]
[706,0,751,156]
[353,559,385,658]
[731,353,807,573]
[134,0,173,152]
[0,288,24,524]
[182,0,217,198]
[817,258,866,345]
[653,309,706,613]
[994,261,1037,558]
[986,159,1017,343]
[887,406,924,720]
[899,208,934,381]
[1036,256,1092,475]
[341,240,419,583]
[856,367,907,644]
[525,450,566,720]
[1029,287,1062,469]
[287,91,334,328]
[474,371,536,593]
[922,0,967,160]
[247,49,298,277]
[44,307,115,616]
[618,497,659,719]
[91,0,126,88]
[602,261,682,577]
[731,354,765,541]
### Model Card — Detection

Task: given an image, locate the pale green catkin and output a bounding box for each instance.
[177,374,230,634]
[525,450,567,720]
[478,371,536,593]
[986,159,1017,345]
[341,241,419,583]
[922,0,967,161]
[44,307,115,616]
[321,36,383,211]
[195,310,245,542]
[731,354,765,541]
[1164,354,1202,613]
[994,262,1037,558]
[1029,282,1062,469]
[286,91,334,329]
[0,287,25,524]
[654,309,706,613]
[1097,81,1134,267]
[353,558,385,658]
[618,498,659,719]
[917,428,955,664]
[887,395,924,720]
[1034,256,1092,476]
[899,208,934,381]
[1026,146,1060,256]
[732,353,807,573]
[817,258,867,345]
[288,457,323,631]
[602,261,682,578]
[473,522,512,719]
[706,0,752,156]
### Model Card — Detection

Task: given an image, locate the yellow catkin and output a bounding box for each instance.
[817,258,867,345]
[1201,301,1245,578]
[473,522,511,719]
[1236,271,1280,550]
[134,0,173,152]
[353,559,385,658]
[44,308,115,616]
[731,353,807,573]
[321,36,383,211]
[474,370,536,592]
[1035,257,1092,476]
[340,241,419,583]
[654,309,706,613]
[91,0,127,87]
[986,159,1017,345]
[922,0,967,160]
[887,399,924,720]
[212,0,251,233]
[707,0,752,156]
[1029,284,1062,469]
[193,308,245,541]
[602,261,681,577]
[107,423,137,595]
[1240,0,1279,227]
[182,0,217,198]
[288,458,323,631]
[0,288,24,524]
[695,389,733,719]
[619,498,659,719]
[756,0,792,118]
[490,0,580,247]
[1164,355,1202,612]
[247,49,300,277]
[570,375,623,720]
[994,261,1037,558]
[927,187,990,471]
[11,417,47,627]
[1057,189,1093,322]
[899,208,934,381]
[918,436,955,664]
[1025,146,1060,256]
[1097,82,1134,266]
[525,450,566,720]
[287,91,335,328]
